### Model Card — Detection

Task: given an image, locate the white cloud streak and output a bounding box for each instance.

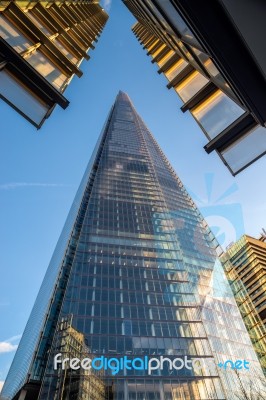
[0,343,18,354]
[103,0,112,11]
[0,335,22,354]
[0,183,69,190]
[0,380,4,391]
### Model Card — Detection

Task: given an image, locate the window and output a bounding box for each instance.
[0,15,32,53]
[221,125,266,174]
[52,38,78,64]
[25,50,68,91]
[165,59,188,82]
[192,90,245,139]
[158,0,200,47]
[152,44,166,58]
[175,71,209,102]
[0,69,49,125]
[157,49,174,68]
[28,12,52,36]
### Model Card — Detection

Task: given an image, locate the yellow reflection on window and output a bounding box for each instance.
[192,90,222,115]
[157,49,174,67]
[165,59,188,81]
[175,70,208,102]
[152,44,166,58]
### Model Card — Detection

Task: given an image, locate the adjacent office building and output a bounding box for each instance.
[123,0,266,176]
[1,92,265,400]
[0,1,108,128]
[50,315,106,399]
[220,233,266,375]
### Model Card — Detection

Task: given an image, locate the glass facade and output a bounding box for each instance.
[221,126,266,174]
[0,1,108,127]
[165,59,188,82]
[125,0,266,175]
[0,110,112,400]
[2,92,265,400]
[0,69,50,125]
[175,71,209,103]
[220,235,266,375]
[191,90,245,140]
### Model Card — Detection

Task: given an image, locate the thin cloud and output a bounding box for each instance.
[0,335,21,354]
[0,182,69,190]
[102,0,112,11]
[0,380,4,391]
[0,302,10,307]
[6,335,21,342]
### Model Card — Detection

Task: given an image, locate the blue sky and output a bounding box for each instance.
[0,0,266,390]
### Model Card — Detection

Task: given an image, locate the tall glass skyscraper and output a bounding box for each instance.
[2,92,265,400]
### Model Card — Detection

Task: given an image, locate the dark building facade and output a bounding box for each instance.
[122,0,266,176]
[220,234,266,375]
[0,1,108,128]
[1,92,265,400]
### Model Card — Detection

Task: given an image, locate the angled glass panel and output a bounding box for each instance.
[192,90,245,139]
[0,69,49,125]
[25,49,69,91]
[221,125,266,174]
[157,49,174,67]
[175,70,209,102]
[0,15,32,53]
[157,0,200,47]
[165,58,188,81]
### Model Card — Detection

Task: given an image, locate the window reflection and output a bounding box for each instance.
[157,50,174,67]
[25,50,68,91]
[0,70,49,125]
[159,0,200,47]
[175,71,209,102]
[151,44,166,58]
[221,125,266,174]
[177,40,194,62]
[192,90,244,139]
[0,15,32,53]
[203,58,232,92]
[190,47,235,97]
[203,59,220,78]
[53,38,78,64]
[146,39,160,52]
[165,59,188,82]
[28,12,52,36]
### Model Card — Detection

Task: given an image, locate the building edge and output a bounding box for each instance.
[0,103,114,400]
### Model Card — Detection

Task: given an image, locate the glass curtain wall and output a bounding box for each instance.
[33,92,265,400]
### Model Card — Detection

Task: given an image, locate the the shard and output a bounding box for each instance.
[1,92,265,400]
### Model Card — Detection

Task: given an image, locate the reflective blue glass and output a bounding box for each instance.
[2,92,265,400]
